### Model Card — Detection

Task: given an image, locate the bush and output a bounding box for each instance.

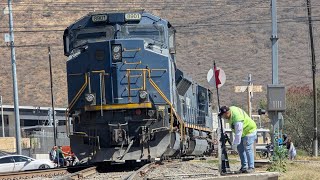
[296,149,309,157]
[282,85,317,154]
[267,145,288,172]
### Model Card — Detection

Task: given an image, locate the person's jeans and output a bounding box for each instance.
[237,134,257,169]
[55,158,65,166]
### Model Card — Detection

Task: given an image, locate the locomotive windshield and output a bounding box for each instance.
[118,24,165,46]
[71,26,115,48]
[65,24,166,54]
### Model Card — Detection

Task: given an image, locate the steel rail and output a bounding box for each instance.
[56,166,97,180]
[0,168,68,180]
[122,162,155,180]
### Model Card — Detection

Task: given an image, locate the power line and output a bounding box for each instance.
[1,14,320,31]
[0,1,268,6]
[0,44,62,48]
[5,4,320,13]
[3,1,320,12]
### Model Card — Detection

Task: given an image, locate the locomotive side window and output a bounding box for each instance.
[63,29,70,56]
[118,24,165,47]
[168,28,176,54]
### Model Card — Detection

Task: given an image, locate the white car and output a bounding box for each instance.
[0,155,55,173]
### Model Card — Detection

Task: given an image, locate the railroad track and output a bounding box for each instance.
[56,166,97,180]
[0,165,94,180]
[0,168,68,180]
[122,162,156,180]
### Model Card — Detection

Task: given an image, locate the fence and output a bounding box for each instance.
[0,126,69,156]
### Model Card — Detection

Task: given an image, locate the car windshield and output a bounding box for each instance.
[118,24,166,47]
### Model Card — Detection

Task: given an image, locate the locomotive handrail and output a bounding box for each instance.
[125,68,179,130]
[147,70,211,133]
[66,73,88,136]
[125,68,211,138]
[91,70,107,113]
[68,73,89,111]
[148,78,184,130]
[126,69,148,102]
[125,68,166,97]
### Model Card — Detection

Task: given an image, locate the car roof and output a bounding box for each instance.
[0,154,33,159]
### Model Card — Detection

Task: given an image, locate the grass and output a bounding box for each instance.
[255,155,320,180]
[203,154,320,180]
[278,160,320,180]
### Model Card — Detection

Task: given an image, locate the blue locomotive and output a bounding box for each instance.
[63,10,214,163]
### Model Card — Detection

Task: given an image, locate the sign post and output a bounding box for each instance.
[207,62,230,174]
[234,74,263,118]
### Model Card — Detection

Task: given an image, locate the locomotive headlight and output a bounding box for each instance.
[85,93,95,103]
[113,53,121,60]
[139,91,148,99]
[113,45,121,53]
[112,45,122,62]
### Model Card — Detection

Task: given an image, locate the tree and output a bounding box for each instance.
[283,86,314,153]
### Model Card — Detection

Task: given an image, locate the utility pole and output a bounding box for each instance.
[8,0,21,155]
[271,0,278,85]
[307,0,318,157]
[1,96,5,137]
[48,46,57,146]
[270,0,281,147]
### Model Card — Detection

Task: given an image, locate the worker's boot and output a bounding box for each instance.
[241,168,255,173]
[238,167,247,173]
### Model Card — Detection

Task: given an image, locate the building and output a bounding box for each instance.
[0,105,67,137]
[0,105,69,156]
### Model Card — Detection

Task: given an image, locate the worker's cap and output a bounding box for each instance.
[218,106,229,116]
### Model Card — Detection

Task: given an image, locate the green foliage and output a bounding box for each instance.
[267,145,288,173]
[296,149,309,157]
[283,85,317,154]
[259,99,267,110]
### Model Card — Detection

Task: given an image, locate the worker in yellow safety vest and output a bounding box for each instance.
[219,106,257,173]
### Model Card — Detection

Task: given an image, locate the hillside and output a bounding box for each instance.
[0,0,320,112]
